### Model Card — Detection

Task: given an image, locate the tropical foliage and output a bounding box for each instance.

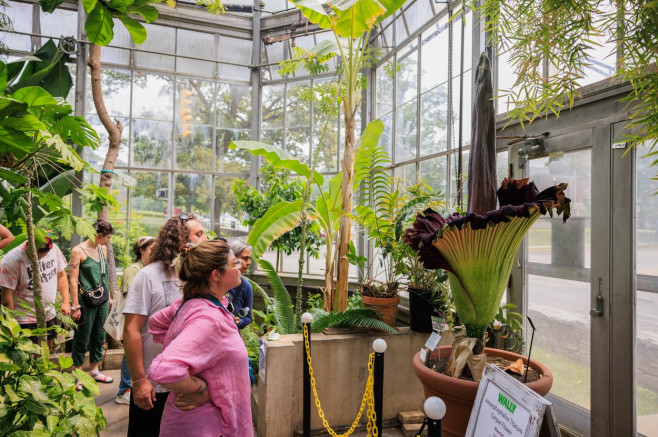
[0,308,106,436]
[472,0,658,165]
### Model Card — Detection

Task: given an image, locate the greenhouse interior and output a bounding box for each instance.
[0,0,656,436]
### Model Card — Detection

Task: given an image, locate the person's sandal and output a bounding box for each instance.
[89,371,114,383]
[75,379,84,391]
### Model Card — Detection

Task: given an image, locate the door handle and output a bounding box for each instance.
[590,295,603,317]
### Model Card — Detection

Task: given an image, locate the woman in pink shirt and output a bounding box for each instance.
[148,240,253,437]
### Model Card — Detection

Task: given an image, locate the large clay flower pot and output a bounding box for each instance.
[362,294,400,327]
[413,345,553,437]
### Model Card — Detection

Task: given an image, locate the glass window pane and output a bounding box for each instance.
[395,12,408,43]
[175,124,213,171]
[378,113,393,159]
[263,41,287,79]
[376,66,393,117]
[262,128,284,149]
[287,81,310,128]
[217,129,251,173]
[395,98,417,163]
[174,174,212,229]
[396,42,418,106]
[421,17,449,93]
[213,176,248,237]
[419,156,447,195]
[635,142,658,430]
[130,171,169,236]
[131,119,173,169]
[3,1,32,52]
[219,36,251,65]
[496,149,509,188]
[135,24,175,70]
[262,84,284,129]
[217,83,251,129]
[286,127,310,163]
[404,0,432,36]
[420,84,448,156]
[87,68,131,118]
[176,79,215,125]
[449,149,469,205]
[177,29,214,60]
[395,163,417,187]
[218,64,251,81]
[451,12,473,78]
[177,58,215,77]
[132,72,174,121]
[527,150,591,267]
[40,8,77,42]
[314,121,338,172]
[84,114,129,167]
[451,71,472,149]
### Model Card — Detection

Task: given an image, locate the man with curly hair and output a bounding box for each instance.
[123,214,207,437]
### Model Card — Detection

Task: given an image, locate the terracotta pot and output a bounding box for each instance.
[413,345,553,437]
[362,294,400,327]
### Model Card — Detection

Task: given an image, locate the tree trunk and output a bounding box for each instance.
[335,106,356,312]
[25,190,47,345]
[89,43,123,349]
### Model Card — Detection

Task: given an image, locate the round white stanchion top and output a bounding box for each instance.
[372,338,387,353]
[301,312,313,324]
[424,396,446,420]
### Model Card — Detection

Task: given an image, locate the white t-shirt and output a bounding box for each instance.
[123,260,182,393]
[0,244,67,324]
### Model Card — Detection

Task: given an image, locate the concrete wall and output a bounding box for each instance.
[254,327,451,436]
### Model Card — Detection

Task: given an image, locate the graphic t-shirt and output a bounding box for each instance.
[0,244,67,324]
[123,260,182,393]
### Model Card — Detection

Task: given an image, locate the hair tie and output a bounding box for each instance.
[179,244,194,256]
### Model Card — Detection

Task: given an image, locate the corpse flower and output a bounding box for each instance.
[404,178,571,344]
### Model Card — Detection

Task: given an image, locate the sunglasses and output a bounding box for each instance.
[179,214,190,223]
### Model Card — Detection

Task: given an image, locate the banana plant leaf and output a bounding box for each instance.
[229,141,324,187]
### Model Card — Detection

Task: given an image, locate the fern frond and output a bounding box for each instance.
[310,308,397,334]
[257,259,295,334]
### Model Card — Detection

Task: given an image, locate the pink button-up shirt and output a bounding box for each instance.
[149,297,253,437]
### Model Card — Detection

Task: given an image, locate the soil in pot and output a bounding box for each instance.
[428,355,542,384]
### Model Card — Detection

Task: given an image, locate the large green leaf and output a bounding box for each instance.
[230,141,324,186]
[53,116,100,148]
[11,87,58,107]
[315,172,342,237]
[38,0,67,13]
[43,133,85,171]
[117,14,147,44]
[248,200,305,258]
[331,0,386,38]
[86,3,115,46]
[81,0,97,13]
[0,126,34,153]
[127,2,159,22]
[0,114,46,131]
[0,168,27,184]
[0,97,28,119]
[257,259,295,335]
[0,62,6,91]
[6,40,73,98]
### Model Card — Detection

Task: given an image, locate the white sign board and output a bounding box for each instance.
[466,364,560,437]
[424,332,442,351]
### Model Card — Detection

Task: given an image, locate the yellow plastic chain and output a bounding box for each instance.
[303,324,379,437]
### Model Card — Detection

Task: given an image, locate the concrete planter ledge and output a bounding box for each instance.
[253,327,453,436]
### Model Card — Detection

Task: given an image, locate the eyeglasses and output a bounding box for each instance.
[179,214,190,223]
[228,258,242,268]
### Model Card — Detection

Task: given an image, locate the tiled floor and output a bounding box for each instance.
[96,369,404,436]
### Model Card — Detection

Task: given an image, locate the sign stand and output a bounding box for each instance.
[465,364,560,437]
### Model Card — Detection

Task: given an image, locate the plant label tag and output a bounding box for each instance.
[424,332,442,351]
[431,316,445,333]
[420,348,427,364]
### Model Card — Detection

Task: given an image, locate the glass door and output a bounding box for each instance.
[635,142,658,437]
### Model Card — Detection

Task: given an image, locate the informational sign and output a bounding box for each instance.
[466,364,560,437]
[424,332,442,351]
[258,338,267,384]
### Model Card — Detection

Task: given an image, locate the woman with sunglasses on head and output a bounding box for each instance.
[69,219,115,386]
[148,240,252,437]
[123,213,208,437]
[0,235,69,349]
[116,236,157,405]
[226,240,253,330]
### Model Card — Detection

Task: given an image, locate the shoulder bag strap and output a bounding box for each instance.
[97,245,107,284]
